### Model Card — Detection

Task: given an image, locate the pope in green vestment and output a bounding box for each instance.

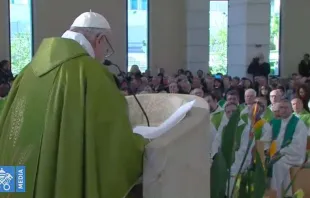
[0,12,145,198]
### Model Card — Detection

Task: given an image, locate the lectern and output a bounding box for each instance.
[126,94,211,198]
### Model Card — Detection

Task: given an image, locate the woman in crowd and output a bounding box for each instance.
[296,84,310,112]
[259,85,271,105]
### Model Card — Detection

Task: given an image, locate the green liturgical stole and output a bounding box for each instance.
[238,103,246,112]
[211,111,224,130]
[263,108,274,122]
[270,115,299,148]
[295,110,310,128]
[218,99,226,107]
[234,123,247,151]
[240,113,248,124]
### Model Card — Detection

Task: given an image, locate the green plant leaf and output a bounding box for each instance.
[253,151,266,198]
[293,189,305,198]
[238,172,252,198]
[221,109,240,168]
[211,152,228,198]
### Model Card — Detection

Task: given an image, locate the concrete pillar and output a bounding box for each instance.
[0,0,10,60]
[280,0,310,77]
[149,0,186,75]
[32,0,127,71]
[186,0,209,73]
[227,0,270,77]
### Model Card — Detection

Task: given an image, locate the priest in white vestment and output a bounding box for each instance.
[212,102,254,196]
[240,88,257,115]
[211,102,249,157]
[261,100,308,198]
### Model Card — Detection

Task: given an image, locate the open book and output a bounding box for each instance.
[133,100,196,139]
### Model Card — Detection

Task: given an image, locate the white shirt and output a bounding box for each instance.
[61,30,95,58]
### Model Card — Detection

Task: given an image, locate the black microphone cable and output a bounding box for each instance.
[103,60,150,127]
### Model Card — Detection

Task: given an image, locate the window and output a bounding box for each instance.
[209,1,228,74]
[127,0,149,72]
[130,0,138,10]
[270,0,281,76]
[141,0,147,10]
[9,0,33,75]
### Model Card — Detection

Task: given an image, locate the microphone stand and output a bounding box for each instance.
[104,60,150,127]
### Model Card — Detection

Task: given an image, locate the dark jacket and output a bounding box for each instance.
[298,60,310,77]
[247,59,270,79]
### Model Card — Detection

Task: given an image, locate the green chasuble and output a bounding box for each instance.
[295,109,310,128]
[211,111,224,130]
[0,38,145,198]
[234,123,247,151]
[0,98,6,116]
[238,103,246,112]
[270,115,299,148]
[263,108,274,122]
[218,99,226,107]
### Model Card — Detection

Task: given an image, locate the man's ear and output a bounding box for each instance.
[96,34,104,45]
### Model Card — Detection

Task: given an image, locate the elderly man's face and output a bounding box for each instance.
[94,32,114,62]
[225,104,237,119]
[245,92,256,105]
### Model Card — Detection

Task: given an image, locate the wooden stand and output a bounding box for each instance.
[264,189,277,198]
[290,167,310,198]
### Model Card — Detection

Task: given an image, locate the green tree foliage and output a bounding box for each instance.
[10,32,32,75]
[209,28,227,74]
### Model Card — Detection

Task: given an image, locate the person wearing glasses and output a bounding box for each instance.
[0,11,145,198]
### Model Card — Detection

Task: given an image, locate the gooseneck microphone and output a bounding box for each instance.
[103,60,150,127]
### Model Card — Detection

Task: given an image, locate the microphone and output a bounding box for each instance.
[103,59,150,127]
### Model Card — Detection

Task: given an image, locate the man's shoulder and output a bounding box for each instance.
[63,56,112,77]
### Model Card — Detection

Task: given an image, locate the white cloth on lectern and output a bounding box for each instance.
[133,100,196,139]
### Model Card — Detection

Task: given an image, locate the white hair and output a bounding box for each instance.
[245,88,257,96]
[70,26,109,41]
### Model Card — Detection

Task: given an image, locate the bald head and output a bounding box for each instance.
[270,90,282,105]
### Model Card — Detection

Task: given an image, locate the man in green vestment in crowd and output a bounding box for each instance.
[240,88,257,120]
[291,97,310,128]
[0,11,145,198]
[261,99,308,198]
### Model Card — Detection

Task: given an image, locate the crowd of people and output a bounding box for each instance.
[120,57,310,109]
[117,54,310,197]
